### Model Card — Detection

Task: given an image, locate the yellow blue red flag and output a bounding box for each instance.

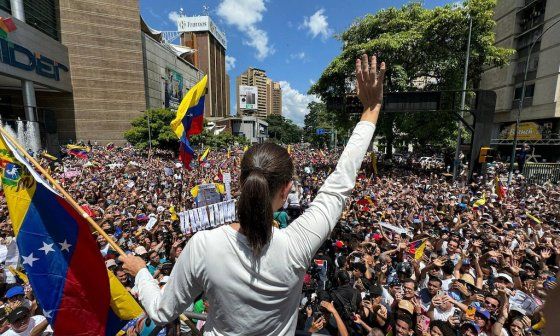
[0,133,142,335]
[170,75,207,169]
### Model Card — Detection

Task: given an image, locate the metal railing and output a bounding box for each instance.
[523,163,560,184]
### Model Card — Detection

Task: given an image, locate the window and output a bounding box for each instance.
[0,0,11,13]
[514,84,535,100]
[23,0,59,41]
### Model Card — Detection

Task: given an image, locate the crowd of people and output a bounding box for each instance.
[0,138,558,335]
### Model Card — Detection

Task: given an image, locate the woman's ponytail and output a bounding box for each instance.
[238,143,293,255]
[238,171,272,255]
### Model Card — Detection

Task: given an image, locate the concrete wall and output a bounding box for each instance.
[141,33,203,110]
[58,0,147,144]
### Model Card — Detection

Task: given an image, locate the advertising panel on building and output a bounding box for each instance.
[239,85,258,110]
[0,12,71,92]
[164,68,184,109]
[177,15,227,49]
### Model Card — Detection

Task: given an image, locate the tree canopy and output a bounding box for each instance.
[265,114,303,144]
[124,108,248,150]
[310,0,514,153]
[124,108,177,151]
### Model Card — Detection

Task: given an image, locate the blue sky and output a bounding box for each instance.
[140,0,457,125]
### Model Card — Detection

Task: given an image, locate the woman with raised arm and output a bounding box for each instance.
[119,54,386,335]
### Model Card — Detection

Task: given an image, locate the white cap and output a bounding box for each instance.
[105,259,117,268]
[159,276,170,284]
[496,273,514,284]
[134,246,148,256]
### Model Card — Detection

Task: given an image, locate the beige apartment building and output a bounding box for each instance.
[236,67,282,118]
[480,0,560,157]
[267,79,282,116]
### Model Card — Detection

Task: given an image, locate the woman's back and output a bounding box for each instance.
[134,120,377,335]
[193,226,306,335]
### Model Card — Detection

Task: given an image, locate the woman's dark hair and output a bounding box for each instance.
[238,143,293,255]
[429,320,455,336]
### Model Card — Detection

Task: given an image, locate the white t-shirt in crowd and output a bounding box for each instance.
[433,306,457,321]
[1,315,53,336]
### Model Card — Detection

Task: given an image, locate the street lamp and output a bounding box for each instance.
[507,17,560,186]
[453,14,473,181]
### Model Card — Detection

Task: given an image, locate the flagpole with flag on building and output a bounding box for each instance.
[170,75,208,169]
[0,126,143,335]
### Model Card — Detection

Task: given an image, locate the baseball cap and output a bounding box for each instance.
[496,273,514,284]
[7,306,30,324]
[398,300,414,315]
[159,276,170,285]
[475,306,491,320]
[105,259,117,268]
[134,246,148,256]
[461,321,481,333]
[5,286,24,299]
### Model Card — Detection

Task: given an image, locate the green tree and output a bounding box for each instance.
[303,102,331,147]
[190,130,249,148]
[310,0,514,155]
[265,114,303,144]
[124,108,177,150]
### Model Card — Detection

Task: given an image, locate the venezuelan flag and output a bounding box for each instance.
[68,148,88,159]
[494,177,506,200]
[473,193,486,210]
[408,239,426,256]
[199,147,211,163]
[0,134,142,335]
[170,75,207,169]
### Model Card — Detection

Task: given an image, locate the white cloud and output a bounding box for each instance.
[279,81,319,126]
[225,55,236,71]
[168,11,180,26]
[302,9,333,40]
[290,52,306,60]
[217,0,274,60]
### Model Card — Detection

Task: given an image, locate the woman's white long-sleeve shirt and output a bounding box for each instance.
[134,121,376,335]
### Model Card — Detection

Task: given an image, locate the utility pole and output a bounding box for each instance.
[453,15,473,181]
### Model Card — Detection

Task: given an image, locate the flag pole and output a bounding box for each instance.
[0,126,126,256]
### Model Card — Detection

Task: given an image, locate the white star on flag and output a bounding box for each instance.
[59,240,72,252]
[43,310,52,319]
[22,253,39,267]
[39,242,55,255]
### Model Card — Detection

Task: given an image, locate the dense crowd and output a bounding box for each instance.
[0,142,558,335]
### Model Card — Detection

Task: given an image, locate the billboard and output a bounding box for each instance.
[176,15,227,49]
[239,85,258,110]
[164,68,184,109]
[499,122,543,140]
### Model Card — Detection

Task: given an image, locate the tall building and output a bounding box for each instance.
[237,67,268,117]
[236,67,282,117]
[267,79,282,116]
[179,15,229,118]
[58,0,147,144]
[480,0,560,159]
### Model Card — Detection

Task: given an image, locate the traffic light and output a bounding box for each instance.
[478,147,493,163]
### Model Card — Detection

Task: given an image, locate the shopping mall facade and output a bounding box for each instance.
[0,0,204,153]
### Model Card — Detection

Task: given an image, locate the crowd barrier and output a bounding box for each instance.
[523,163,560,184]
